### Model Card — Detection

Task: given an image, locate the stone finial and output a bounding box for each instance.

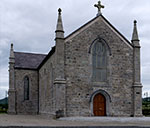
[11,43,13,49]
[131,20,140,47]
[58,8,62,15]
[10,43,14,58]
[9,43,15,63]
[55,8,64,39]
[94,1,104,16]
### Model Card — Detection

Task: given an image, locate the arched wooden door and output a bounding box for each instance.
[93,93,106,116]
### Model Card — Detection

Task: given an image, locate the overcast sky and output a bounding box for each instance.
[0,0,150,99]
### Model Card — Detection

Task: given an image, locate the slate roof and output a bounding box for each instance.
[14,52,46,70]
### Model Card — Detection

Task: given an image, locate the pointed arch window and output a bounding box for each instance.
[24,76,29,100]
[92,40,107,82]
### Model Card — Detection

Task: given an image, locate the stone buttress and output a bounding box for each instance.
[8,44,16,114]
[54,8,66,117]
[132,20,143,117]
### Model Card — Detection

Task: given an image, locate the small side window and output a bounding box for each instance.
[24,76,29,100]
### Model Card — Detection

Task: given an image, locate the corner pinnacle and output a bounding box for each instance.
[132,20,139,41]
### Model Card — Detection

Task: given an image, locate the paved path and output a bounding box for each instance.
[0,114,150,127]
[0,126,149,128]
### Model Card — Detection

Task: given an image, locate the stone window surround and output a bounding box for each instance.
[89,36,112,85]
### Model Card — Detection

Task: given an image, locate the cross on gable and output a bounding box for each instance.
[94,1,104,15]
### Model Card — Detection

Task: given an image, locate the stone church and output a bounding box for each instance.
[8,1,143,117]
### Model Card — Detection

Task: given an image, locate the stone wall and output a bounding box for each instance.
[13,15,141,117]
[64,16,134,117]
[39,53,56,116]
[15,69,38,114]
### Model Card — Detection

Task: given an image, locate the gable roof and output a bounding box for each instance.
[65,15,133,48]
[14,52,46,70]
[14,14,133,71]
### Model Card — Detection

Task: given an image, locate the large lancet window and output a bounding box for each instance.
[92,40,107,82]
[24,76,29,100]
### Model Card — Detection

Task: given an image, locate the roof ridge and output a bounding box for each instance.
[14,51,47,56]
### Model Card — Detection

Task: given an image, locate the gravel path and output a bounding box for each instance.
[0,114,150,127]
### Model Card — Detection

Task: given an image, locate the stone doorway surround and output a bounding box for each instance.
[90,89,111,116]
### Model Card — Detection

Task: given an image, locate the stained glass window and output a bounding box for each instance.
[92,41,107,82]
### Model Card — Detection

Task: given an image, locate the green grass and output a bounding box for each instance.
[142,101,150,116]
[0,104,8,114]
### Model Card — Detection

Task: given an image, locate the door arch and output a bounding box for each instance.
[93,93,106,116]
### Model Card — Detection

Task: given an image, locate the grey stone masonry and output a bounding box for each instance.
[132,20,142,117]
[8,7,143,117]
[54,8,66,117]
[39,55,55,116]
[15,69,38,114]
[55,8,65,79]
[64,15,139,117]
[8,44,16,114]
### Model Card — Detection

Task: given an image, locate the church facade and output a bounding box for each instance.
[8,2,143,117]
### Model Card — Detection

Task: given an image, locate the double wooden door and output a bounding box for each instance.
[93,93,106,116]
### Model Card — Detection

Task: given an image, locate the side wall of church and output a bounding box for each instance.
[39,54,56,116]
[15,69,38,114]
[64,17,134,117]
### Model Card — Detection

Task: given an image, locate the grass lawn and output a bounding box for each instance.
[142,101,150,116]
[0,104,8,114]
